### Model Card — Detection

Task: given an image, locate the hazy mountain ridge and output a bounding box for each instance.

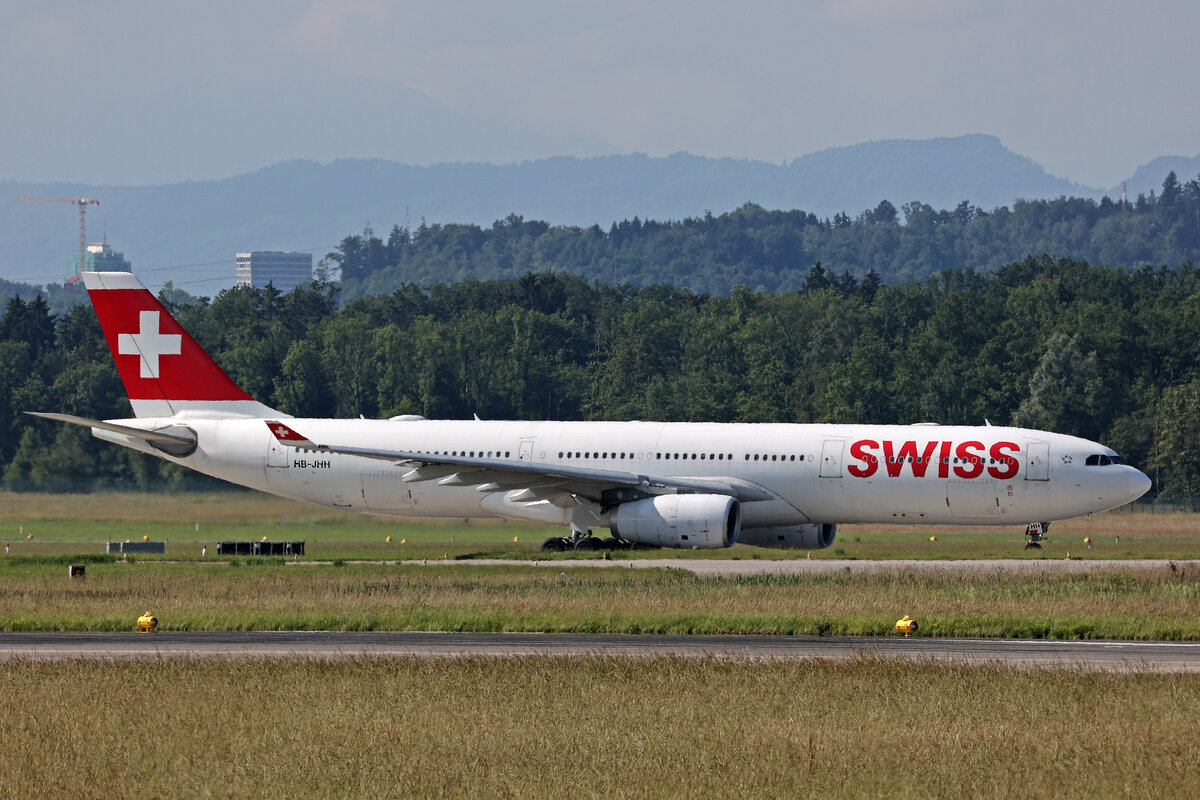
[1,134,1188,290]
[1120,154,1200,198]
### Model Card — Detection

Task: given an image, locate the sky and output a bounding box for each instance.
[2,0,1197,189]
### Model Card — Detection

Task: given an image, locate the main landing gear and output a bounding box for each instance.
[541,529,629,552]
[1024,521,1050,549]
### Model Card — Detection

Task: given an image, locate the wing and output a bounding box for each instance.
[265,421,774,504]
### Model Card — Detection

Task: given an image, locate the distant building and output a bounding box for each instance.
[72,242,132,275]
[235,251,312,292]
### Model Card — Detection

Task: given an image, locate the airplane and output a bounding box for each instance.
[30,271,1152,551]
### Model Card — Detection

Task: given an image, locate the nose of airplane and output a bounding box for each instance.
[1127,468,1152,501]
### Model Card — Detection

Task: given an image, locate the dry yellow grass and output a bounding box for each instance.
[1,656,1198,799]
[4,562,1200,638]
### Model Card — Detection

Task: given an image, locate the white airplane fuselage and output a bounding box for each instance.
[97,417,1149,537]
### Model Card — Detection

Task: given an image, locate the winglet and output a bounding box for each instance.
[266,421,320,449]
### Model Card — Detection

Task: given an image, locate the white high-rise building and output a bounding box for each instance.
[235,251,312,292]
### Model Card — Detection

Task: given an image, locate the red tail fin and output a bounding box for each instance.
[82,272,280,418]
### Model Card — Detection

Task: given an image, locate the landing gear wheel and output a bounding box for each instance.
[1024,521,1049,550]
[573,537,602,551]
[541,537,567,552]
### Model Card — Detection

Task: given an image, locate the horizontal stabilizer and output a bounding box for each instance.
[27,412,197,455]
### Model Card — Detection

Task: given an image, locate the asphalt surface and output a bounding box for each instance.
[2,631,1199,672]
[376,557,1200,576]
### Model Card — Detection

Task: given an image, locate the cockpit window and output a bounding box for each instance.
[1085,454,1100,466]
[1085,453,1122,466]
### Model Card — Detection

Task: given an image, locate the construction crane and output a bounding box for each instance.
[20,196,100,278]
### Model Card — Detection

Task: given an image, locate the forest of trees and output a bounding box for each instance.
[2,255,1200,499]
[330,172,1200,299]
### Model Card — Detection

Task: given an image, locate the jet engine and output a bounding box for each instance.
[737,523,838,549]
[609,494,740,548]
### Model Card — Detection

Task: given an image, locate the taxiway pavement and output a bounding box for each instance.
[2,631,1198,672]
[378,557,1200,576]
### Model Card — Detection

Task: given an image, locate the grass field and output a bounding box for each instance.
[3,491,1199,562]
[3,491,1200,638]
[4,558,1200,639]
[3,656,1199,799]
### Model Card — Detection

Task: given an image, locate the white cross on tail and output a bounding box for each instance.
[117,311,182,378]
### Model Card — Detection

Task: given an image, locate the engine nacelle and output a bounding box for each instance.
[737,523,838,549]
[609,494,740,549]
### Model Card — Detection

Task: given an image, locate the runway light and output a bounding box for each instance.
[929,536,937,542]
[513,536,519,542]
[142,535,148,541]
[137,612,158,633]
[261,536,268,542]
[386,536,392,543]
[400,538,406,544]
[895,615,918,636]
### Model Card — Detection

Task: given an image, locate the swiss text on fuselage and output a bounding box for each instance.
[847,440,1020,480]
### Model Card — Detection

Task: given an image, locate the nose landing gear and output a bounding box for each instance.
[1024,521,1049,549]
